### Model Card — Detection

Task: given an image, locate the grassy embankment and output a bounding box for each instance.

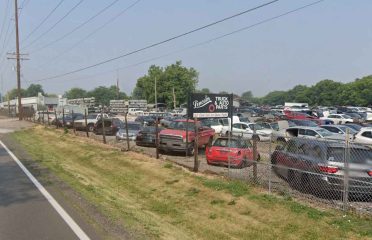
[11,126,372,240]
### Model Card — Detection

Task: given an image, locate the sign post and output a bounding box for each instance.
[188,93,233,172]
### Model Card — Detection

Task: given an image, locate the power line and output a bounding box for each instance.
[29,0,120,54]
[22,0,85,50]
[31,0,279,82]
[34,0,142,69]
[21,0,66,43]
[0,0,29,73]
[0,0,11,44]
[41,0,324,84]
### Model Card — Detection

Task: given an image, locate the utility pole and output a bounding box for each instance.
[154,76,157,112]
[6,0,28,120]
[14,0,21,120]
[116,70,119,100]
[172,87,176,109]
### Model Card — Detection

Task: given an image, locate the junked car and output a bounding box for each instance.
[116,122,142,141]
[271,138,372,198]
[206,137,259,168]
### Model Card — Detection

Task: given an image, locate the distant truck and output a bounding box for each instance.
[159,119,215,155]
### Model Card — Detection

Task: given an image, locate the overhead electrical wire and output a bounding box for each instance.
[31,0,280,82]
[0,0,30,73]
[42,0,324,84]
[0,0,11,44]
[29,0,121,54]
[21,0,66,43]
[34,0,142,69]
[22,0,85,50]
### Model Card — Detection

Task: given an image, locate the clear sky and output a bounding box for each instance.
[0,0,372,97]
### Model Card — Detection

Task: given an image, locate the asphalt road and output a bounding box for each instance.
[0,142,88,240]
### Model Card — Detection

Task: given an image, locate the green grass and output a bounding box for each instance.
[10,126,372,240]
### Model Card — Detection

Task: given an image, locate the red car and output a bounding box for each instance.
[206,137,259,168]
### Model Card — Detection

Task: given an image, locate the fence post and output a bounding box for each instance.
[185,117,189,156]
[155,115,159,159]
[124,112,130,150]
[62,108,65,128]
[54,110,58,129]
[47,111,50,125]
[343,129,350,212]
[42,112,45,125]
[101,108,106,144]
[72,110,76,135]
[84,109,89,137]
[268,133,273,194]
[33,111,36,123]
[193,118,199,172]
[252,128,258,184]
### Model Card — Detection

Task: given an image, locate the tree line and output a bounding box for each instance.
[255,76,372,106]
[4,62,371,107]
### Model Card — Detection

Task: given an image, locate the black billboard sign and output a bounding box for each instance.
[188,93,233,118]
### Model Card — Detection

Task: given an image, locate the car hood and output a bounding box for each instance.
[118,129,140,135]
[324,134,345,140]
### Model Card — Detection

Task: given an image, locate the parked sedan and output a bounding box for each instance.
[320,125,358,136]
[321,114,354,124]
[116,122,142,141]
[135,126,164,147]
[271,138,372,197]
[353,127,372,146]
[231,122,272,141]
[206,137,259,168]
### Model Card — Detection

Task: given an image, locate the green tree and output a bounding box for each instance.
[132,61,198,108]
[241,90,253,102]
[25,84,45,97]
[5,88,26,100]
[64,88,87,99]
[88,86,127,106]
[197,88,210,94]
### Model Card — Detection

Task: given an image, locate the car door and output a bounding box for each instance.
[232,123,243,136]
[241,124,254,139]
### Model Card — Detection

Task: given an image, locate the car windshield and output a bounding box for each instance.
[328,148,372,164]
[338,126,357,134]
[169,121,197,130]
[316,128,333,137]
[127,123,141,130]
[87,114,98,119]
[202,119,220,127]
[345,124,362,131]
[213,138,251,148]
[248,123,264,130]
[270,122,279,131]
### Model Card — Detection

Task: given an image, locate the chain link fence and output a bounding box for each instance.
[27,112,372,215]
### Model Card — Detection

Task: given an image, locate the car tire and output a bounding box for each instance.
[288,170,300,190]
[188,145,195,156]
[88,124,94,132]
[252,135,260,142]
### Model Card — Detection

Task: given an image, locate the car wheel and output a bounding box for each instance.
[88,124,94,132]
[188,145,195,156]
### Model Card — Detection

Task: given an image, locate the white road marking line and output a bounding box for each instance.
[0,140,90,240]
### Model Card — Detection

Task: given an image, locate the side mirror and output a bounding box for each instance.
[338,131,343,134]
[315,134,320,138]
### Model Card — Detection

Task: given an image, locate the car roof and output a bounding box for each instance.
[287,138,369,150]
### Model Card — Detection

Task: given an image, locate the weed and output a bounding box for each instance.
[210,199,225,205]
[165,179,179,185]
[227,199,236,206]
[209,213,217,220]
[163,163,173,169]
[186,187,200,197]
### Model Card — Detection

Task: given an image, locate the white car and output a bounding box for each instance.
[286,126,344,141]
[231,122,272,141]
[321,114,354,124]
[353,127,372,146]
[74,113,109,131]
